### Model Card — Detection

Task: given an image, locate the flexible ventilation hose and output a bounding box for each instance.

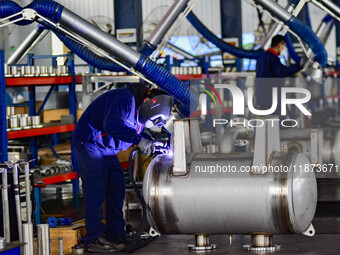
[287,18,327,68]
[289,19,328,67]
[186,12,265,59]
[135,55,197,116]
[285,14,334,64]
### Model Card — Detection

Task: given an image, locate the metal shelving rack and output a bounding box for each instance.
[0,50,79,224]
[8,124,75,139]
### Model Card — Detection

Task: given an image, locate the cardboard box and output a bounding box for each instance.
[42,109,83,123]
[50,223,86,255]
[13,101,43,115]
[38,142,71,157]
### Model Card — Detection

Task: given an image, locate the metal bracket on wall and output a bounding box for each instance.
[252,118,281,175]
[310,129,323,164]
[173,119,202,176]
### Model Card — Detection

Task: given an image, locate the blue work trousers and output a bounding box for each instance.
[73,137,126,244]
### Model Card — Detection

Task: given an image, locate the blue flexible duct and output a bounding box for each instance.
[55,31,197,114]
[0,0,32,26]
[187,12,264,59]
[26,0,63,22]
[0,0,21,18]
[286,17,328,67]
[135,55,198,116]
[286,13,333,66]
[52,31,197,115]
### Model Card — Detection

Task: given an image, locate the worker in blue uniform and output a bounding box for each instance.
[255,35,304,115]
[72,87,173,253]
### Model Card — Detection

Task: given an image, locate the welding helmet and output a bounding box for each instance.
[137,93,174,129]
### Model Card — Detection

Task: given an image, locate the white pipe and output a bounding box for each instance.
[12,163,23,242]
[24,163,32,224]
[22,223,34,255]
[1,166,10,242]
[37,224,50,255]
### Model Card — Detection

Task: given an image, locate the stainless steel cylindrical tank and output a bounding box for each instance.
[143,152,317,235]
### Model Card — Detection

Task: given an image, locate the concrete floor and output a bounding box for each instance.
[81,234,340,255]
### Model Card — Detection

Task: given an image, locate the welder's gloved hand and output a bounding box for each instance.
[300,55,309,67]
[137,137,153,154]
[152,140,170,156]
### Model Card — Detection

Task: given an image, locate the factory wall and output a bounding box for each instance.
[142,0,221,36]
[5,24,52,65]
[58,0,114,21]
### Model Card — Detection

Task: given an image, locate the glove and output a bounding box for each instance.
[137,137,153,154]
[152,140,170,156]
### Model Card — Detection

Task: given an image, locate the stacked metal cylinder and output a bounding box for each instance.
[5,64,69,77]
[171,66,202,75]
[31,164,74,178]
[95,70,127,76]
[5,63,131,77]
[6,107,41,131]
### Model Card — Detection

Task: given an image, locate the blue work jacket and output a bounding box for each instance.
[255,49,302,111]
[73,88,142,157]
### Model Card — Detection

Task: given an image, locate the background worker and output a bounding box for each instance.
[255,34,305,115]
